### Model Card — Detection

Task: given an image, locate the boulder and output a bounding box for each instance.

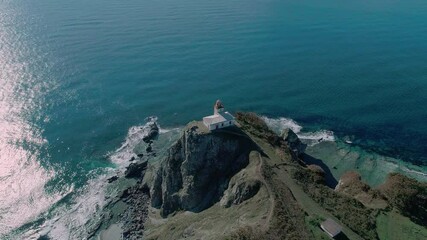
[145,144,152,153]
[107,176,119,183]
[142,122,159,143]
[125,160,148,178]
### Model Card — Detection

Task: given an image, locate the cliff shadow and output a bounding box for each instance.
[152,124,268,217]
[213,126,269,158]
[302,153,338,188]
[334,232,350,240]
[193,127,265,212]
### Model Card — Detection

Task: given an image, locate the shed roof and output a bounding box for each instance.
[203,112,234,125]
[320,218,342,237]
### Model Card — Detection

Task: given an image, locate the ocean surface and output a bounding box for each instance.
[1,0,427,238]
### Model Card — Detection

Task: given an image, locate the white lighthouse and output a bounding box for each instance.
[203,100,235,131]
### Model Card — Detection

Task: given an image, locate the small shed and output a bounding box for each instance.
[320,218,342,238]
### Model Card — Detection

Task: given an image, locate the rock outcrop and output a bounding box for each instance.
[125,160,148,178]
[280,128,304,156]
[142,121,159,143]
[307,164,326,184]
[147,122,256,217]
[220,151,263,208]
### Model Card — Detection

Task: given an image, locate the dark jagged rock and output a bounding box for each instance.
[125,160,148,178]
[137,153,144,158]
[121,188,131,199]
[142,122,159,143]
[107,176,119,183]
[145,144,152,153]
[37,235,50,240]
[119,184,150,239]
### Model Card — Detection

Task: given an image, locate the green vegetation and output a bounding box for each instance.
[236,112,427,240]
[227,226,272,240]
[305,216,329,240]
[376,211,427,240]
[378,173,427,226]
[235,112,284,148]
[293,168,379,240]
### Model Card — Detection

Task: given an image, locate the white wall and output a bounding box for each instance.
[207,120,235,131]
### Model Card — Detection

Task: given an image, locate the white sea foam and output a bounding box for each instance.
[298,130,335,142]
[109,116,159,168]
[0,139,66,238]
[262,116,335,146]
[19,117,168,239]
[402,166,427,178]
[262,116,303,134]
[25,174,108,240]
[159,127,180,134]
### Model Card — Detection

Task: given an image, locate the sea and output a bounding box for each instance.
[1,0,426,238]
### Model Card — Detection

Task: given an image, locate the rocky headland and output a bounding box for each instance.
[92,112,427,240]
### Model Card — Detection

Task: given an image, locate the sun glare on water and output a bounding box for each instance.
[0,5,63,236]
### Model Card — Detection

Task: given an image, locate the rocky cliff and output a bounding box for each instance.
[147,121,259,217]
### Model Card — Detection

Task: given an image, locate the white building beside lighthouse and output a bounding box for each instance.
[203,100,235,131]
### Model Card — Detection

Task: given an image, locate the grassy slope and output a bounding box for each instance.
[235,112,364,240]
[376,211,427,240]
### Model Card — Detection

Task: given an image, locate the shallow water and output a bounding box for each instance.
[1,0,427,238]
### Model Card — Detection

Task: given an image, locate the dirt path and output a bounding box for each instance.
[216,125,363,239]
[254,152,275,231]
[246,133,364,240]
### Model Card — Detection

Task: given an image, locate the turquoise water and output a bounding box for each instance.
[1,0,427,238]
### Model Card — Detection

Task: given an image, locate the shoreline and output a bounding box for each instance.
[262,116,427,186]
[305,140,427,187]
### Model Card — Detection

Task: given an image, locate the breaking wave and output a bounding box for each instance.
[16,117,168,240]
[262,116,335,146]
[109,116,159,168]
[401,167,427,178]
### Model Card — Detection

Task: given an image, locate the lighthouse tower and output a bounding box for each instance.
[203,100,235,131]
[214,99,224,115]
